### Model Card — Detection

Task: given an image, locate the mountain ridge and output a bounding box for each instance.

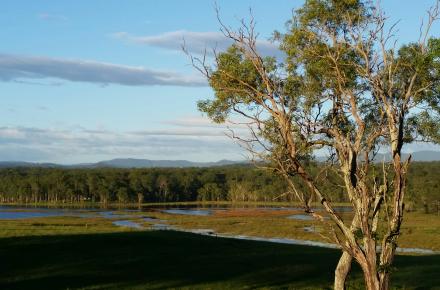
[0,158,244,169]
[0,150,439,168]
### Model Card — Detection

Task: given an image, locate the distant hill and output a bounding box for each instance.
[92,158,242,168]
[0,158,244,169]
[0,161,61,168]
[0,151,439,169]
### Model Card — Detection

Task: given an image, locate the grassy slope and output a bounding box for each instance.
[0,230,439,290]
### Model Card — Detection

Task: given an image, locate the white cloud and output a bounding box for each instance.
[130,129,226,137]
[0,53,207,87]
[163,115,250,131]
[112,30,284,59]
[162,115,225,128]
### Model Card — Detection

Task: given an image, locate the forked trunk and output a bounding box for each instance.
[362,271,390,290]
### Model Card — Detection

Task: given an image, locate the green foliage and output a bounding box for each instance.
[197,45,277,123]
[377,263,396,275]
[197,183,224,201]
[117,187,129,203]
[296,0,367,29]
[353,228,363,240]
[0,162,438,208]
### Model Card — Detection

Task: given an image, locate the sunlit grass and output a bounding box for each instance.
[0,216,131,238]
[138,208,440,251]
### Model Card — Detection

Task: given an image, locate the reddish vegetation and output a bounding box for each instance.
[213,209,300,218]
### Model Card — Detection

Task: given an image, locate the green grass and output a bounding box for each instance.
[0,230,439,290]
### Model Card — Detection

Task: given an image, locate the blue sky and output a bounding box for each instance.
[0,0,439,163]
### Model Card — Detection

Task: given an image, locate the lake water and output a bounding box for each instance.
[0,210,65,219]
[287,214,314,221]
[112,220,143,229]
[0,206,91,219]
[0,206,215,222]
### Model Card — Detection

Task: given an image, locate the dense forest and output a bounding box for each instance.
[0,162,438,211]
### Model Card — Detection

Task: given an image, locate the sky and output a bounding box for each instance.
[0,0,439,164]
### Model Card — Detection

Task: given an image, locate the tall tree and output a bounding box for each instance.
[192,0,440,289]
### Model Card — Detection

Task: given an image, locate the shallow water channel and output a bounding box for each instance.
[0,205,437,255]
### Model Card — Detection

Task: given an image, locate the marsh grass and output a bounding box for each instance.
[0,216,132,238]
[2,206,436,250]
[140,209,440,251]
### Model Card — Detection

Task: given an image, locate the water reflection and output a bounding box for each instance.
[151,223,175,230]
[0,211,64,219]
[287,214,314,221]
[303,226,317,233]
[112,220,143,229]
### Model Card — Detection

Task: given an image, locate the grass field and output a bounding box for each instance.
[0,206,439,289]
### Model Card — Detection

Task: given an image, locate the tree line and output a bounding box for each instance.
[0,162,438,211]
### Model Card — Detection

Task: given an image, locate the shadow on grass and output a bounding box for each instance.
[0,231,438,289]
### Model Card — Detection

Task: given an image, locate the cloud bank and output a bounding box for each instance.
[0,54,206,87]
[0,125,242,163]
[112,30,284,59]
[0,119,437,164]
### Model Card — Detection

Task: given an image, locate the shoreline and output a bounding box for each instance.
[0,200,353,208]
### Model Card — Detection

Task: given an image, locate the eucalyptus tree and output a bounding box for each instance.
[128,171,144,204]
[117,187,129,204]
[192,0,440,289]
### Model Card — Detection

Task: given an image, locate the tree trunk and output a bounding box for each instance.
[379,273,390,290]
[360,262,380,290]
[334,251,352,290]
[334,210,362,289]
[364,274,380,290]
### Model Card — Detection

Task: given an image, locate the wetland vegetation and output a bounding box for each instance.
[0,207,439,289]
